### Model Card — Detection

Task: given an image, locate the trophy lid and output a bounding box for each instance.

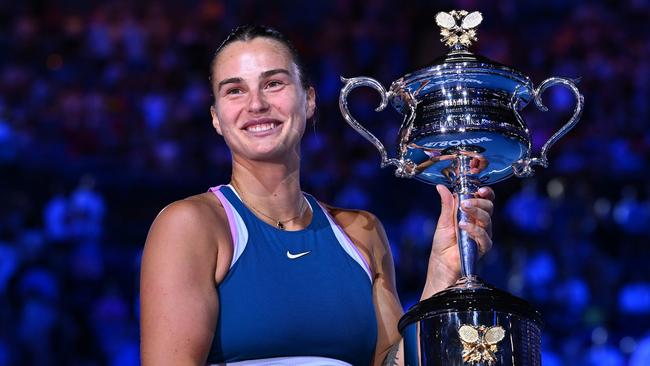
[391,10,534,114]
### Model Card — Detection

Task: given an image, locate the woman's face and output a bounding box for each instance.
[210,37,315,163]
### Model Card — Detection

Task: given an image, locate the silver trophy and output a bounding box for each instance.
[339,10,583,366]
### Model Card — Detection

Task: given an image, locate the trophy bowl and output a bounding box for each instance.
[339,10,584,366]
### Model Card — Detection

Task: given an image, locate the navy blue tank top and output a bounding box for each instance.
[206,185,377,365]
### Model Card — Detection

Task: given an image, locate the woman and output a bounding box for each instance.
[140,25,495,366]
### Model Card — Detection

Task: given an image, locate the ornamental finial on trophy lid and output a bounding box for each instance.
[435,10,483,49]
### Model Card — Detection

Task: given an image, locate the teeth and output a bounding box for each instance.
[246,122,277,132]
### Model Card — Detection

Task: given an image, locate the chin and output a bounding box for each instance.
[252,145,301,163]
[242,146,282,160]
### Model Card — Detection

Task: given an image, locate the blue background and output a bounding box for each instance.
[0,1,649,365]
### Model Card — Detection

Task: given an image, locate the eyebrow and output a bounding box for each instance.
[261,68,291,79]
[216,69,292,92]
[217,77,243,91]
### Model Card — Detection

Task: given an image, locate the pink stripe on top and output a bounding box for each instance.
[210,185,238,261]
[316,202,373,281]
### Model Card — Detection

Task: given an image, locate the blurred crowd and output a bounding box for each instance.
[0,0,649,365]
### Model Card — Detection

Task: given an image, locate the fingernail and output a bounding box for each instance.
[459,221,468,227]
[479,187,488,194]
[462,201,473,208]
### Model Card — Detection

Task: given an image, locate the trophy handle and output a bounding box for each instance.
[512,77,584,177]
[339,76,412,175]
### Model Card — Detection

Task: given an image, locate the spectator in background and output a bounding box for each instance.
[505,180,551,235]
[43,184,69,243]
[68,175,105,243]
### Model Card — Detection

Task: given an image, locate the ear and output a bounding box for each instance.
[305,87,316,120]
[210,105,223,136]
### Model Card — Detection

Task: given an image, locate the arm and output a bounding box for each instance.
[325,208,405,365]
[330,185,495,366]
[368,214,405,366]
[378,185,495,365]
[140,199,221,366]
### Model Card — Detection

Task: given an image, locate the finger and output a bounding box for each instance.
[477,186,495,201]
[435,184,456,230]
[461,198,494,217]
[471,159,488,173]
[458,219,491,244]
[460,201,492,231]
[458,221,493,256]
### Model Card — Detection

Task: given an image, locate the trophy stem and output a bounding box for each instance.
[451,153,482,279]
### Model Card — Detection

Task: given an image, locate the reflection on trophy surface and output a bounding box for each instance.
[407,143,489,181]
[340,9,584,366]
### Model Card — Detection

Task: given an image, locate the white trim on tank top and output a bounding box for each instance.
[315,202,373,282]
[211,186,248,269]
[212,185,372,282]
[208,355,353,366]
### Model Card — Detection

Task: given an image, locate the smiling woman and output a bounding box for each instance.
[139,25,496,366]
[209,35,315,162]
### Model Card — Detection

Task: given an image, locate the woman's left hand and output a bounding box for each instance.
[421,184,495,299]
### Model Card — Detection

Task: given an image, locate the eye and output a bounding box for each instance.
[225,87,243,95]
[265,80,285,90]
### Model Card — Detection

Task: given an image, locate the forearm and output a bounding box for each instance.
[383,274,454,366]
[381,339,404,366]
[141,352,205,366]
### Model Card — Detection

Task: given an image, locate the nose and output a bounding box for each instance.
[247,88,270,113]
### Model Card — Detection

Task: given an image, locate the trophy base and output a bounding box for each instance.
[398,277,542,366]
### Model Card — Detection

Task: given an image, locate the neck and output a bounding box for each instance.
[230,155,308,228]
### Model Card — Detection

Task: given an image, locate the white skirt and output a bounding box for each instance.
[208,356,353,366]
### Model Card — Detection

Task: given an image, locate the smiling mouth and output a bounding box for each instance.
[242,118,283,134]
[245,122,279,132]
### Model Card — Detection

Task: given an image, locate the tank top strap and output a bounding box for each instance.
[208,185,249,270]
[216,184,250,218]
[302,193,329,228]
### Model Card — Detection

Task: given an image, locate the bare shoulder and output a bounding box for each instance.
[319,202,390,275]
[142,192,231,280]
[321,203,384,239]
[149,193,223,239]
[155,192,226,228]
[140,192,225,364]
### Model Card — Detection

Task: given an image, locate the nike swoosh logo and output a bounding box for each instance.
[286,250,311,259]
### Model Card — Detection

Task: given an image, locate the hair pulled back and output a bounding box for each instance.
[210,25,312,91]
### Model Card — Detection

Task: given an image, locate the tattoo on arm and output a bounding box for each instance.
[382,343,400,366]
